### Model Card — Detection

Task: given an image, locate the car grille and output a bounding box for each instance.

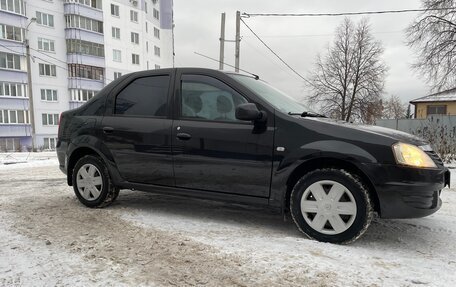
[425,151,443,166]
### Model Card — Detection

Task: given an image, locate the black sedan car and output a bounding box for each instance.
[57,68,450,243]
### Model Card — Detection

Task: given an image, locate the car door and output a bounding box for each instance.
[172,73,274,197]
[101,72,174,185]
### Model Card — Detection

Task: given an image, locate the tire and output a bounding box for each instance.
[290,168,373,244]
[72,155,119,208]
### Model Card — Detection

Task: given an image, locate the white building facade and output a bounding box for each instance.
[0,0,174,151]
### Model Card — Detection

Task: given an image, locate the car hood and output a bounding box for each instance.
[310,117,427,146]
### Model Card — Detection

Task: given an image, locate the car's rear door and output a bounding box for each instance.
[172,71,274,197]
[101,71,174,185]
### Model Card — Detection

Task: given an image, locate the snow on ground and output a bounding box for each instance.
[0,153,455,286]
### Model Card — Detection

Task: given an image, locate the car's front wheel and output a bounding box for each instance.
[72,155,119,208]
[290,168,373,244]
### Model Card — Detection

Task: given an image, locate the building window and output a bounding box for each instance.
[0,0,25,15]
[39,63,57,77]
[70,89,98,102]
[0,109,29,124]
[111,4,119,16]
[131,32,139,44]
[64,0,102,9]
[146,41,149,52]
[155,64,160,69]
[42,113,59,126]
[113,49,122,62]
[0,24,24,42]
[427,105,447,115]
[145,2,148,13]
[38,38,55,52]
[40,89,58,102]
[114,72,122,80]
[43,137,58,150]
[153,8,159,20]
[65,14,103,34]
[68,64,104,81]
[0,52,21,70]
[0,138,21,152]
[130,10,138,22]
[145,22,148,33]
[0,82,27,97]
[154,46,160,57]
[132,54,140,65]
[153,27,160,39]
[36,12,55,28]
[112,27,120,39]
[66,39,105,57]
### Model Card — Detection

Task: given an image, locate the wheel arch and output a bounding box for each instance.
[67,146,104,186]
[285,157,381,215]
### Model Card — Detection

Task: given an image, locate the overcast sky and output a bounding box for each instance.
[173,0,429,105]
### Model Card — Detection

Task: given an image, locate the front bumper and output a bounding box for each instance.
[361,163,449,219]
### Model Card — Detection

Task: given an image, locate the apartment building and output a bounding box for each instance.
[0,0,174,151]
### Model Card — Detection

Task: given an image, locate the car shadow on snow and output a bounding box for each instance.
[109,189,301,237]
[94,189,454,250]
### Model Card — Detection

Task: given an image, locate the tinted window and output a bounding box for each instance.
[115,75,169,117]
[181,75,248,122]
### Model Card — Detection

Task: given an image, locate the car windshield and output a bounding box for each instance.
[229,74,310,114]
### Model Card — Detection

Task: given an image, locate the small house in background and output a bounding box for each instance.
[410,88,456,119]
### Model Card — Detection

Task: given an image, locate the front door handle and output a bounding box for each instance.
[103,126,114,134]
[176,132,191,141]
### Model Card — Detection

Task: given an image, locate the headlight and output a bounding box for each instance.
[392,142,437,168]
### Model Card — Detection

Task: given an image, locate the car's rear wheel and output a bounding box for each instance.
[72,155,119,208]
[290,168,373,244]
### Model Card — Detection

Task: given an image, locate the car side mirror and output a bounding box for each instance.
[235,103,267,122]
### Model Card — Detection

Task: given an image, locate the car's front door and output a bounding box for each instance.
[172,74,274,197]
[102,73,174,185]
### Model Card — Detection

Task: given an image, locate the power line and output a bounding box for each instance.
[240,18,308,83]
[242,8,456,18]
[243,30,404,39]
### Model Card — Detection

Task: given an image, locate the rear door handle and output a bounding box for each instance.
[103,126,114,134]
[176,132,191,141]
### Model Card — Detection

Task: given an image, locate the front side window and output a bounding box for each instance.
[115,75,170,117]
[180,75,248,122]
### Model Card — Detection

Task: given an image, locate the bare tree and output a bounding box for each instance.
[382,95,406,119]
[308,18,388,123]
[407,0,456,91]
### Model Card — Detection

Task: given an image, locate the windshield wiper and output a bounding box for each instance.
[288,111,327,118]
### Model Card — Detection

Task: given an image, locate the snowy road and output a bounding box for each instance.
[0,155,455,286]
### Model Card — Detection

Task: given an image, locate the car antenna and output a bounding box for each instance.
[194,52,260,80]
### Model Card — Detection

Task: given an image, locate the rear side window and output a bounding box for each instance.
[115,75,170,117]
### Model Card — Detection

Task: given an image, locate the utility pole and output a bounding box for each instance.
[219,12,226,70]
[24,18,37,151]
[25,40,36,151]
[235,11,241,72]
